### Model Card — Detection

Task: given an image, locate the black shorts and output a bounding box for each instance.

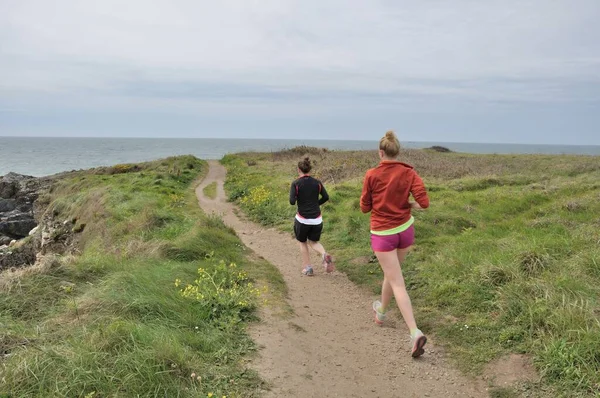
[294,219,323,242]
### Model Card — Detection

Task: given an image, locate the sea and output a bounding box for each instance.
[0,136,599,177]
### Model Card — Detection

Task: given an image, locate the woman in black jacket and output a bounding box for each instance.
[289,157,334,276]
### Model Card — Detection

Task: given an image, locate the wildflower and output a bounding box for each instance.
[208,393,214,397]
[191,373,196,378]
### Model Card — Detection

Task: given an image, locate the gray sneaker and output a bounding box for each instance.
[372,300,386,325]
[411,329,427,358]
[302,266,314,276]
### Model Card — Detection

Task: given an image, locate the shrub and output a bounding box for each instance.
[176,260,264,322]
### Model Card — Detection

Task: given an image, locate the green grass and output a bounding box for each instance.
[0,155,285,398]
[221,148,600,397]
[203,181,218,200]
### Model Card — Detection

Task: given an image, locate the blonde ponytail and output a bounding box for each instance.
[379,130,400,158]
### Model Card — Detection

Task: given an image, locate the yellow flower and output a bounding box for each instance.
[208,393,213,398]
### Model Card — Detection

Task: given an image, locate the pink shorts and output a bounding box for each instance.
[370,225,415,252]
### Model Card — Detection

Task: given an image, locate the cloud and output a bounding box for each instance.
[1,0,599,142]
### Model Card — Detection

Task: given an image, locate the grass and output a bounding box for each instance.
[221,147,600,397]
[203,181,217,200]
[0,155,286,398]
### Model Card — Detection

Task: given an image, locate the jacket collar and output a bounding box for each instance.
[379,160,414,169]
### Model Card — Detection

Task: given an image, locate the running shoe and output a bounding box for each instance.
[302,266,314,276]
[411,329,427,358]
[372,300,386,325]
[322,253,335,273]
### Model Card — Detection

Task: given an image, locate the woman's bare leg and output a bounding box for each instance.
[374,248,417,331]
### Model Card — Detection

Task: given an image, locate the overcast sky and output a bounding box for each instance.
[1,0,599,144]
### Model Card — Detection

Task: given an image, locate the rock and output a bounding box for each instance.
[0,172,48,242]
[0,240,36,270]
[4,212,31,222]
[425,145,453,153]
[0,199,17,212]
[0,172,55,269]
[29,226,39,236]
[39,220,74,255]
[0,172,35,199]
[17,203,33,213]
[0,220,38,238]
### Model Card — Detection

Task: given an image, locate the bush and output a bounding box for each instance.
[176,260,264,323]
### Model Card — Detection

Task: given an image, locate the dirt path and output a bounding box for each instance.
[196,161,487,398]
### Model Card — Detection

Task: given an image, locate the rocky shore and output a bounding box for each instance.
[0,172,63,270]
[0,173,42,242]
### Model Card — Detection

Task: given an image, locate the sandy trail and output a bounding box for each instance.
[196,160,487,398]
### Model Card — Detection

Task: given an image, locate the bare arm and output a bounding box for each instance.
[410,201,424,210]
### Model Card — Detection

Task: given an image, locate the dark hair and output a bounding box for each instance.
[298,157,312,173]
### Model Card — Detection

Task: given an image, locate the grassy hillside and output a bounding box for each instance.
[0,156,285,398]
[222,147,600,397]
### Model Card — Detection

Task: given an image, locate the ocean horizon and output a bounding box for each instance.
[1,136,599,177]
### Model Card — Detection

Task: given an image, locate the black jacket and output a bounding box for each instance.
[289,175,329,219]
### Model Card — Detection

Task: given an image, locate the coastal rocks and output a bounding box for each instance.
[0,172,52,270]
[0,171,80,271]
[0,198,17,212]
[0,214,38,237]
[0,215,75,271]
[425,146,452,153]
[0,172,41,240]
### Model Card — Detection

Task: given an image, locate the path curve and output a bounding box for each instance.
[197,160,486,398]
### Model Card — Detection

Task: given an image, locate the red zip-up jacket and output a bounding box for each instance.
[360,161,429,231]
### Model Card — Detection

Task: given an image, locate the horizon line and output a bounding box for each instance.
[0,135,599,147]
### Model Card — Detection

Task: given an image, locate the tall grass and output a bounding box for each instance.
[0,155,283,397]
[222,148,600,396]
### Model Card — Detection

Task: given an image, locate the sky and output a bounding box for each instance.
[1,0,599,144]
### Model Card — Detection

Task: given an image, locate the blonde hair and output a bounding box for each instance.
[379,130,400,158]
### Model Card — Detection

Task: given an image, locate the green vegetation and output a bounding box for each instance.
[222,148,600,397]
[0,156,285,397]
[203,181,218,200]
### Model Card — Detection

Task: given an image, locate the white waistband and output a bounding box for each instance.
[295,214,323,225]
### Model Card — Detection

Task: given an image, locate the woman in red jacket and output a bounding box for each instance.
[360,131,430,358]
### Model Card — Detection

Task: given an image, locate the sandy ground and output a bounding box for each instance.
[196,160,488,398]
